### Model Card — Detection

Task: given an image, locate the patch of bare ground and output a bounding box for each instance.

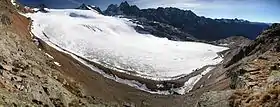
[229,52,280,107]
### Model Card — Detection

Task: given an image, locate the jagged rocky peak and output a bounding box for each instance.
[119,1,130,8]
[104,1,140,16]
[88,5,103,14]
[119,1,140,11]
[156,7,196,16]
[76,3,90,10]
[214,18,252,24]
[104,4,122,15]
[75,3,103,14]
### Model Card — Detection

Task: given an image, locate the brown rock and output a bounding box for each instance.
[0,64,13,71]
[0,14,11,25]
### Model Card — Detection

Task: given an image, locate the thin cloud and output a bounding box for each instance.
[66,0,81,5]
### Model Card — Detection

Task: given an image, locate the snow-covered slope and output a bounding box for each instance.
[27,9,228,81]
[11,0,16,5]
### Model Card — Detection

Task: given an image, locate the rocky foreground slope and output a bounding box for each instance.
[0,0,113,106]
[198,24,280,107]
[0,0,280,107]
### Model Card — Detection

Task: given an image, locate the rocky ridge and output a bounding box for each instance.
[212,36,252,48]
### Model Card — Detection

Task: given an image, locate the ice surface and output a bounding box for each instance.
[45,53,54,59]
[54,61,61,66]
[172,67,214,94]
[27,9,228,80]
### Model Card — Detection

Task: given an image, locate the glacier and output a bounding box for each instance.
[27,9,228,80]
[26,8,228,94]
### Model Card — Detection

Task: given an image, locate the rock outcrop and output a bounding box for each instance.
[197,90,234,107]
[212,36,252,48]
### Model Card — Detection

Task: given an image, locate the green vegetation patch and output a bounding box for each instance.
[270,70,280,77]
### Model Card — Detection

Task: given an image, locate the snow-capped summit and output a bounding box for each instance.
[75,3,103,14]
[75,3,91,10]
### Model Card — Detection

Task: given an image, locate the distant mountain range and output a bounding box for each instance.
[102,1,269,41]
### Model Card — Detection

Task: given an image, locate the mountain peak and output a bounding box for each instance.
[120,1,130,7]
[89,5,103,14]
[75,3,91,10]
[104,1,140,16]
[119,1,131,10]
[75,3,103,14]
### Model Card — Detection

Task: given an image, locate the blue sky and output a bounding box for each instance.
[18,0,280,23]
